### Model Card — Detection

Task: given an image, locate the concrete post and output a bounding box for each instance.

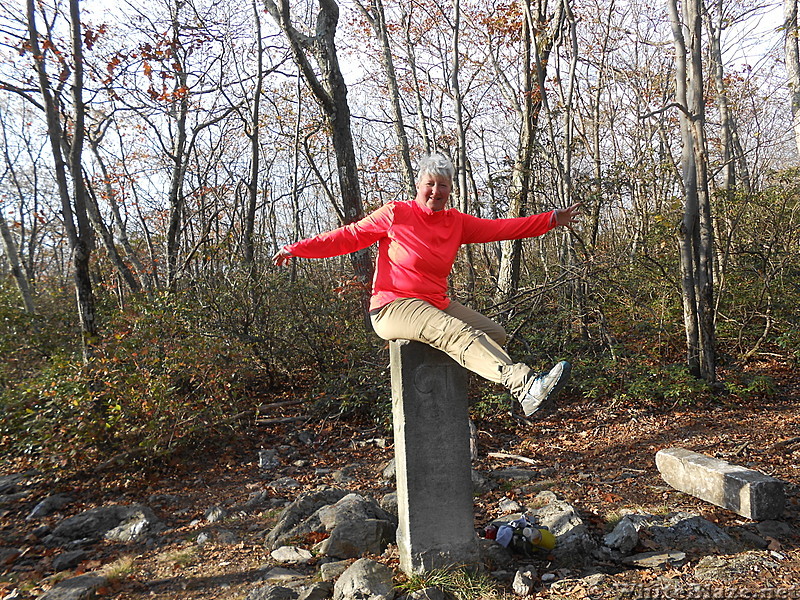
[390,340,481,574]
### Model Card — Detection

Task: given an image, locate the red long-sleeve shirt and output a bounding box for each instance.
[286,198,558,311]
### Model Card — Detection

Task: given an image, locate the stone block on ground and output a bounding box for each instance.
[656,447,784,520]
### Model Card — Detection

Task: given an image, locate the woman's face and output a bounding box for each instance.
[415,173,452,212]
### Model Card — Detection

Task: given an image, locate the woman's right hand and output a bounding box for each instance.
[271,248,293,266]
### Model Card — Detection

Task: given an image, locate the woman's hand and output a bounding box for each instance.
[272,248,293,266]
[554,202,581,227]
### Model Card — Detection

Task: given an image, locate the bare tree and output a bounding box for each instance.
[27,0,97,361]
[264,0,374,311]
[785,0,800,156]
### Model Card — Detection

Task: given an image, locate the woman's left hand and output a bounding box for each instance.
[554,203,581,227]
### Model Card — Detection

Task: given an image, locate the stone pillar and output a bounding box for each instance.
[390,340,480,574]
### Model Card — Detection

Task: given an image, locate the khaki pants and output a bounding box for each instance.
[370,298,531,396]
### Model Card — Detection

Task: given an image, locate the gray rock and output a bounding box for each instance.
[755,520,795,539]
[27,494,73,521]
[622,551,687,568]
[333,558,395,600]
[270,478,301,490]
[261,567,304,582]
[318,494,396,532]
[265,489,349,550]
[498,498,523,514]
[105,507,160,542]
[728,526,768,549]
[246,585,299,600]
[0,474,25,495]
[317,519,394,559]
[490,469,538,482]
[196,532,211,546]
[694,550,782,582]
[603,516,639,554]
[271,546,314,564]
[379,493,397,518]
[403,587,451,600]
[259,450,281,471]
[512,566,537,596]
[526,492,597,564]
[52,550,86,572]
[320,560,351,581]
[478,538,513,569]
[217,529,239,545]
[297,581,334,600]
[625,512,740,555]
[205,506,227,523]
[471,470,495,494]
[0,547,21,566]
[38,573,107,600]
[381,461,395,483]
[48,504,160,545]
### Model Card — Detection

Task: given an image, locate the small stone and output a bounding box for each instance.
[622,551,687,568]
[756,520,794,539]
[320,560,350,581]
[261,567,304,582]
[499,498,523,514]
[512,566,537,595]
[205,506,227,523]
[271,546,314,564]
[52,550,86,572]
[540,573,557,583]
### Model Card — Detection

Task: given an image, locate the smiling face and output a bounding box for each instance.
[415,173,452,212]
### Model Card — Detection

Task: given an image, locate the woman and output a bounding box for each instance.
[272,153,580,416]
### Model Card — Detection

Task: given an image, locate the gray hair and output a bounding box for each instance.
[416,153,455,184]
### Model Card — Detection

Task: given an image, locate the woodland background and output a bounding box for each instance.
[0,0,798,473]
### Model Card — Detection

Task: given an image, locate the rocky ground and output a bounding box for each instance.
[1,369,799,600]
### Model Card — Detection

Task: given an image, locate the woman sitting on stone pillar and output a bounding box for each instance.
[272,153,580,416]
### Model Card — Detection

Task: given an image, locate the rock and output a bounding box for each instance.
[512,566,537,596]
[333,558,394,600]
[38,573,107,600]
[381,461,395,483]
[318,494,396,531]
[728,527,768,549]
[47,504,160,545]
[379,493,397,518]
[0,548,21,566]
[52,550,86,572]
[604,516,638,554]
[196,532,211,546]
[622,551,687,568]
[498,498,522,514]
[27,494,73,521]
[478,538,513,570]
[217,529,239,545]
[471,470,494,494]
[246,585,299,600]
[259,450,281,471]
[694,550,782,582]
[261,567,304,582]
[402,587,451,600]
[270,478,301,490]
[265,489,349,550]
[317,519,394,559]
[656,447,785,520]
[320,560,351,581]
[205,506,227,523]
[0,474,25,495]
[490,469,538,482]
[271,546,314,564]
[755,520,795,539]
[105,507,161,542]
[298,581,334,600]
[526,492,597,564]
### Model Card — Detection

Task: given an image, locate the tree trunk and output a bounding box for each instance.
[0,216,36,314]
[243,0,264,274]
[265,0,374,308]
[27,0,98,361]
[785,0,800,157]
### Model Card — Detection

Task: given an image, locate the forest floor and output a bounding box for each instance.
[1,358,799,600]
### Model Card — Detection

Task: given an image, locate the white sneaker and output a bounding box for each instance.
[518,361,571,416]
